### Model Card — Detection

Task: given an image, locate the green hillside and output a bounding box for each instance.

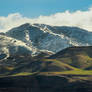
[49,46,92,70]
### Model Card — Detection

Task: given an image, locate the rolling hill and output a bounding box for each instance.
[0,46,92,76]
[49,46,92,69]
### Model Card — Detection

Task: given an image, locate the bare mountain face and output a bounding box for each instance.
[6,23,92,53]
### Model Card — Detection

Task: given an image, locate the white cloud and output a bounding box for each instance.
[0,8,92,32]
[0,13,31,32]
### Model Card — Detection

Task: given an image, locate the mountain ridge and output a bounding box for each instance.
[6,23,92,53]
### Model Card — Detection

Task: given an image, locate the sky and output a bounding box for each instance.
[0,0,92,32]
[0,0,92,17]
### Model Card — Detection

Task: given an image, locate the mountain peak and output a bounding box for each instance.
[19,23,31,28]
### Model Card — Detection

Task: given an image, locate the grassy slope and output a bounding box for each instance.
[3,58,92,77]
[49,46,92,69]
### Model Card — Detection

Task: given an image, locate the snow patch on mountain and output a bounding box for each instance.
[0,34,38,59]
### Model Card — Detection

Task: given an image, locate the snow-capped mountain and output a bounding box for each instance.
[6,23,92,53]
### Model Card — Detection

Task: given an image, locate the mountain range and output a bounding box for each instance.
[0,23,92,59]
[0,23,92,92]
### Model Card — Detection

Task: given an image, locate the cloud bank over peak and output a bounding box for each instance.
[0,8,92,32]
